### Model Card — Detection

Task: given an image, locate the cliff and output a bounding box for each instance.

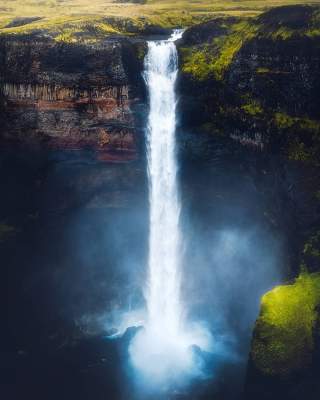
[245,272,320,400]
[178,5,320,161]
[177,3,320,265]
[176,6,320,398]
[1,6,320,397]
[0,35,147,159]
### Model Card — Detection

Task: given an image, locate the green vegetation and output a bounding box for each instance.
[252,272,320,376]
[272,112,320,164]
[242,99,263,116]
[0,11,218,42]
[256,67,271,73]
[0,1,319,39]
[180,5,320,81]
[212,21,259,80]
[274,112,320,133]
[274,112,296,129]
[0,15,144,42]
[181,20,260,81]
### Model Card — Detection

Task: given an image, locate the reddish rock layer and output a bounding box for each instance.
[0,37,146,159]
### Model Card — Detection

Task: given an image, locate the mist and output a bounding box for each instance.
[63,150,284,398]
[0,141,285,400]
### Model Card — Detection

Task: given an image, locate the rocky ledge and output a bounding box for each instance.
[0,35,147,160]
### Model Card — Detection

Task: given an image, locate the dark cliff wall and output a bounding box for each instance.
[177,4,320,250]
[177,5,320,156]
[0,36,147,159]
[1,6,320,398]
[176,6,320,399]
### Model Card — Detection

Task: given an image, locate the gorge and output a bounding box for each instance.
[1,3,320,400]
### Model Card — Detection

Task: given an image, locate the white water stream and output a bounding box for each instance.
[129,32,211,382]
[145,31,183,341]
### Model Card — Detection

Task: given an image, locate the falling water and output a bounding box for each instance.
[145,31,183,340]
[129,31,212,384]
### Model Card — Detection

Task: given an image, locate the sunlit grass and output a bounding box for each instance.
[1,0,319,37]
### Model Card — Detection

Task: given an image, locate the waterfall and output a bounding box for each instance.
[129,31,211,385]
[144,31,183,340]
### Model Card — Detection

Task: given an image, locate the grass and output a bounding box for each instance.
[252,272,320,376]
[0,0,319,38]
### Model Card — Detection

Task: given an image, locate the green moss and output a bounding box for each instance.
[181,6,320,82]
[272,112,320,163]
[180,46,213,81]
[256,67,270,73]
[274,112,320,132]
[274,112,295,129]
[252,272,320,376]
[181,20,259,81]
[241,99,263,116]
[306,28,320,37]
[300,118,320,131]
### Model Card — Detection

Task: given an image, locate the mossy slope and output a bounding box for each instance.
[251,272,320,377]
[180,5,320,82]
[178,5,320,169]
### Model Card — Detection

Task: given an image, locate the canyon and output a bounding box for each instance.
[1,4,320,400]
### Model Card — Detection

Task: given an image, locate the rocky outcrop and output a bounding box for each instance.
[176,8,320,398]
[0,36,147,159]
[177,4,320,266]
[177,5,320,161]
[245,272,320,400]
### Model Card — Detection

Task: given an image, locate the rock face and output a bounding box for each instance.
[245,272,320,400]
[0,36,146,159]
[1,5,320,398]
[177,5,320,159]
[176,6,320,398]
[177,4,320,264]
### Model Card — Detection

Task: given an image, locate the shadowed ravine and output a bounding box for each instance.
[6,6,320,398]
[0,31,285,400]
